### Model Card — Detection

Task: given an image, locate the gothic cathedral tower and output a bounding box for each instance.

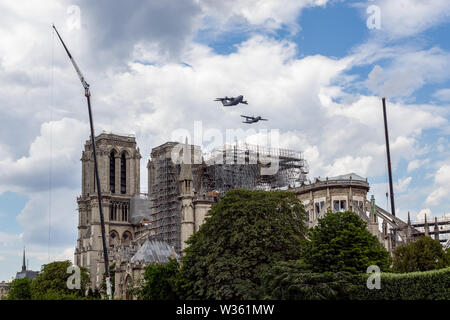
[179,139,195,254]
[75,133,141,289]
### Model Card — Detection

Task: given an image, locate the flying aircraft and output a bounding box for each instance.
[241,115,268,124]
[214,95,248,106]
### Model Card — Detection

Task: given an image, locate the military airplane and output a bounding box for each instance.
[241,115,268,124]
[214,95,248,106]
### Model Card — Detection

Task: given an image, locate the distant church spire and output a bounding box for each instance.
[434,217,439,241]
[424,214,430,237]
[22,247,26,272]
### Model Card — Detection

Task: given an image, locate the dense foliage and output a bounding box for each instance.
[301,211,391,273]
[351,267,450,300]
[7,260,92,300]
[7,277,32,300]
[138,258,180,300]
[177,189,308,300]
[263,261,450,300]
[30,260,91,300]
[392,236,450,273]
[262,260,358,300]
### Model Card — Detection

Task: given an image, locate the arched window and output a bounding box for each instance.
[122,231,132,245]
[120,153,126,194]
[110,151,116,193]
[110,231,119,248]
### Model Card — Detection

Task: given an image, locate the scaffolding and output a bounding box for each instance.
[146,141,308,254]
[200,142,309,193]
[147,142,201,254]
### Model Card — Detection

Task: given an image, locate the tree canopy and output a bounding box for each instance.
[393,236,450,273]
[30,260,91,300]
[301,210,391,273]
[7,277,32,300]
[138,258,180,300]
[177,189,308,300]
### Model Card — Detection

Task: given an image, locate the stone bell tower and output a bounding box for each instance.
[179,138,195,254]
[75,132,141,289]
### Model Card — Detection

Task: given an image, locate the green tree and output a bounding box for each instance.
[177,189,308,300]
[138,258,180,300]
[301,210,391,273]
[7,277,32,300]
[30,260,91,300]
[393,236,448,272]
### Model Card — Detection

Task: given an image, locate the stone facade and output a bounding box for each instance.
[0,281,9,300]
[291,173,391,251]
[75,134,214,297]
[75,133,141,289]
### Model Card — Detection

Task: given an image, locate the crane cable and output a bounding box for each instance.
[48,26,55,263]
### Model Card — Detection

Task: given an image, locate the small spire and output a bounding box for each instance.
[407,211,411,226]
[22,247,26,272]
[434,217,439,240]
[424,214,429,237]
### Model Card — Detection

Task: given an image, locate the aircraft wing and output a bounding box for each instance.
[260,118,268,121]
[240,115,252,120]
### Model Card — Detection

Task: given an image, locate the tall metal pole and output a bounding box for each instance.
[53,25,112,299]
[382,97,395,217]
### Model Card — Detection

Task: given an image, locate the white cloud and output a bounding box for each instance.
[376,0,450,39]
[0,118,88,193]
[395,176,412,193]
[417,208,432,222]
[433,88,450,102]
[199,0,329,34]
[407,158,430,172]
[426,163,450,206]
[0,232,23,247]
[323,156,372,178]
[365,47,450,97]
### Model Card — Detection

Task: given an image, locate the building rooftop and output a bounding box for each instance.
[324,173,367,182]
[15,270,38,280]
[130,239,178,264]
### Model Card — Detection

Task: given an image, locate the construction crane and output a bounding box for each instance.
[52,25,112,300]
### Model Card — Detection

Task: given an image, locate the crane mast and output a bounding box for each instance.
[52,25,112,300]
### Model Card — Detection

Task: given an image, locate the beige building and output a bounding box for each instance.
[0,281,9,299]
[75,133,142,289]
[291,173,391,251]
[75,134,214,297]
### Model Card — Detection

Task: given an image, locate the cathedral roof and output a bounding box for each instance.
[130,239,178,264]
[15,270,38,280]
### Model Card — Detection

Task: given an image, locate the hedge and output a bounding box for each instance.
[262,261,450,300]
[351,267,450,300]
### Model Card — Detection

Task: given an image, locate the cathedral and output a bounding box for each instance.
[74,133,213,298]
[75,132,421,299]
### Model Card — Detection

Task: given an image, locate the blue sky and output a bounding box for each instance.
[1,0,450,281]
